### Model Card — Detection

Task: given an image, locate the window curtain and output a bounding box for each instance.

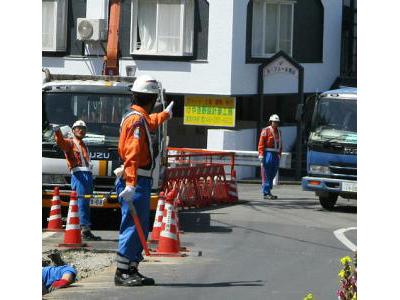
[157,0,181,54]
[138,0,157,52]
[56,0,67,50]
[251,0,264,56]
[264,3,278,54]
[42,0,56,49]
[279,4,292,55]
[183,0,194,54]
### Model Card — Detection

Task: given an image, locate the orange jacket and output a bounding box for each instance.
[54,130,92,172]
[118,105,169,186]
[258,126,282,156]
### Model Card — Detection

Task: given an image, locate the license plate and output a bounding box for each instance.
[90,198,105,207]
[342,182,357,193]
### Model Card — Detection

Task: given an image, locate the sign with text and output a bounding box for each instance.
[263,57,298,77]
[184,96,236,127]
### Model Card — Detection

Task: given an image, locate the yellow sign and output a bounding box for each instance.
[184,96,236,127]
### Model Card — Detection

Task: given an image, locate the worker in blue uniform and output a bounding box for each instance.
[258,114,282,199]
[114,75,174,286]
[42,265,77,295]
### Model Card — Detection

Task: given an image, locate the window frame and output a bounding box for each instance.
[130,0,195,56]
[251,0,295,58]
[42,0,68,52]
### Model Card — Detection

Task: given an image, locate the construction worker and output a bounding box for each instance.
[53,120,101,241]
[258,114,282,199]
[114,75,174,286]
[42,265,77,295]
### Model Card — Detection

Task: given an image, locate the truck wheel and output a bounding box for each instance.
[319,194,338,210]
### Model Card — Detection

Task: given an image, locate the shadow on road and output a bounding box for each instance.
[157,280,264,288]
[240,199,357,214]
[179,212,233,233]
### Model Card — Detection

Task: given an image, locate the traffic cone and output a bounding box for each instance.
[150,192,165,242]
[153,189,183,256]
[227,170,239,203]
[46,187,64,232]
[59,191,87,248]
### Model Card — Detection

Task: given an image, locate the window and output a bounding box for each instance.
[42,0,68,51]
[252,0,294,57]
[130,0,195,56]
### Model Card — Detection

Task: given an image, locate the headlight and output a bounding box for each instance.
[42,174,67,184]
[309,165,331,175]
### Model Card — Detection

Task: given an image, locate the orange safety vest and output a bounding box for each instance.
[258,126,282,156]
[54,130,92,173]
[118,105,169,186]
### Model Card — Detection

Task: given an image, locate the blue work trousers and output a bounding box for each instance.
[71,171,93,227]
[261,151,280,195]
[115,176,152,263]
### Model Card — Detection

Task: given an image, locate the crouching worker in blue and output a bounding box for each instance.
[114,75,174,286]
[42,265,77,295]
[258,114,282,200]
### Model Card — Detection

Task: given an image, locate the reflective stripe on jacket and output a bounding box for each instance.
[54,130,92,173]
[258,126,282,156]
[118,104,169,186]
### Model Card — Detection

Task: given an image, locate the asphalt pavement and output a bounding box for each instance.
[42,183,356,300]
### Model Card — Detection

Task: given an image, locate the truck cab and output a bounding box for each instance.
[302,87,357,210]
[42,71,166,218]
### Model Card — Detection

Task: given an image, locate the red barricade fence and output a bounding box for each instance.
[162,148,239,209]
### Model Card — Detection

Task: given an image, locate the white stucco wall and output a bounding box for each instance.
[230,0,343,95]
[42,0,342,96]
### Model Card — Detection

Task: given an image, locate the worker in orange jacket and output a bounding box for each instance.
[53,120,101,241]
[114,75,174,287]
[258,114,282,199]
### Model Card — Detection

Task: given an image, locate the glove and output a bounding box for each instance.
[164,101,174,119]
[51,124,60,132]
[113,165,125,177]
[119,185,136,202]
[48,279,71,292]
[258,156,263,162]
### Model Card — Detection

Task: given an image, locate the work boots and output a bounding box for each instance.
[264,194,278,200]
[114,267,155,287]
[81,230,102,241]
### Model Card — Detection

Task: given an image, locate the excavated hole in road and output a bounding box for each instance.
[42,248,116,281]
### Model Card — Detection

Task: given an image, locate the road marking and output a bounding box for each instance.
[42,231,57,240]
[334,227,357,251]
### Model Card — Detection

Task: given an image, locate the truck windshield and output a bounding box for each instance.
[313,97,357,132]
[43,92,132,145]
[311,97,357,142]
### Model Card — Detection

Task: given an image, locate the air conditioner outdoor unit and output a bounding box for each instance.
[77,18,107,41]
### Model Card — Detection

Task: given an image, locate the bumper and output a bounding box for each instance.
[301,176,357,194]
[42,189,159,211]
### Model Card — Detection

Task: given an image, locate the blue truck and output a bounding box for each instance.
[302,87,357,210]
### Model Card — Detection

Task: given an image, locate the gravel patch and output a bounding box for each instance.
[42,249,116,280]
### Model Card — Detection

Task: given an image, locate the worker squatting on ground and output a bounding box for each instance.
[53,121,101,241]
[114,75,174,286]
[42,265,77,295]
[258,114,282,200]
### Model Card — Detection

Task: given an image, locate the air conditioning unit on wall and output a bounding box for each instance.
[77,18,107,41]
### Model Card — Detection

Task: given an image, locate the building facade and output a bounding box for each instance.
[43,0,344,152]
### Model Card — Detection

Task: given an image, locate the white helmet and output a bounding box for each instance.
[72,120,86,129]
[269,114,280,122]
[131,75,160,94]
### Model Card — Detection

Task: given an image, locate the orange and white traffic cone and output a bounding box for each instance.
[46,187,64,232]
[150,192,165,243]
[153,191,183,256]
[59,191,87,248]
